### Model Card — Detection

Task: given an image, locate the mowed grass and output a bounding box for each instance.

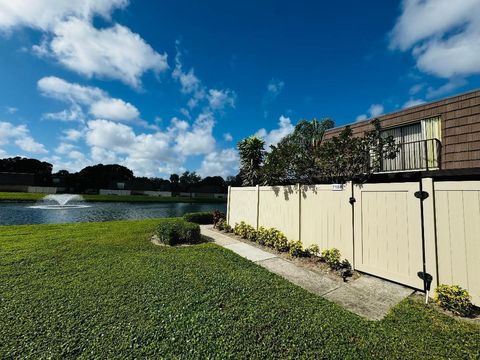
[0,220,478,359]
[0,191,225,203]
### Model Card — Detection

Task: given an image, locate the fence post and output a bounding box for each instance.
[422,177,439,288]
[227,186,231,225]
[298,183,302,242]
[255,185,260,230]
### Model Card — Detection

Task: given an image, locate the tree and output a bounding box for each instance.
[169,174,179,193]
[262,118,335,184]
[316,119,398,183]
[179,171,202,191]
[0,157,53,185]
[77,164,134,190]
[237,136,265,186]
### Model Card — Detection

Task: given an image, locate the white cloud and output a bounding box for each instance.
[55,142,75,154]
[63,128,83,142]
[83,116,217,177]
[198,148,239,178]
[426,78,468,98]
[255,115,294,148]
[264,78,285,104]
[4,106,18,114]
[390,0,480,79]
[1,1,167,89]
[355,103,384,122]
[0,0,128,31]
[86,119,136,151]
[403,99,426,109]
[223,133,233,142]
[0,121,48,154]
[207,89,236,110]
[174,112,216,156]
[368,104,384,117]
[89,98,139,121]
[48,19,168,88]
[38,76,141,122]
[44,105,85,122]
[172,44,236,113]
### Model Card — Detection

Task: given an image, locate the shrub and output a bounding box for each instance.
[272,231,289,252]
[245,226,257,241]
[183,212,214,224]
[306,244,320,257]
[339,259,353,279]
[156,219,201,245]
[434,285,474,317]
[321,248,341,270]
[212,210,226,228]
[288,240,304,257]
[217,218,226,231]
[233,221,254,239]
[256,227,269,245]
[224,223,232,233]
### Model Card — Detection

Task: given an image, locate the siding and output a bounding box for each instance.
[324,90,480,170]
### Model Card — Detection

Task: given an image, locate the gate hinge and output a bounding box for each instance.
[349,197,356,205]
[414,191,429,200]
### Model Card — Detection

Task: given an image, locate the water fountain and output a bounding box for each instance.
[28,194,91,210]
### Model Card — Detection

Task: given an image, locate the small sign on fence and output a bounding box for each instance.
[332,183,344,191]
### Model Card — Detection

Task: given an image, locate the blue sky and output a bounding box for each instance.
[1,0,479,178]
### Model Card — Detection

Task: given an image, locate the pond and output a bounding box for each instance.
[0,201,226,226]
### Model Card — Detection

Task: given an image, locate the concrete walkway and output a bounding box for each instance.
[201,226,414,320]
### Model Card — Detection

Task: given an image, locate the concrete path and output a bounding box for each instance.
[201,226,414,320]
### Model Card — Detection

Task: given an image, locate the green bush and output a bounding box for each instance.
[256,227,269,245]
[245,226,258,241]
[288,240,304,257]
[272,230,289,252]
[434,284,474,317]
[306,244,320,257]
[156,219,201,245]
[233,221,250,239]
[183,212,214,224]
[321,248,341,270]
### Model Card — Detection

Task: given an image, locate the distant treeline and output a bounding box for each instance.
[0,157,241,193]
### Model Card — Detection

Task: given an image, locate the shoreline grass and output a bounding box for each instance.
[0,219,478,358]
[0,191,226,204]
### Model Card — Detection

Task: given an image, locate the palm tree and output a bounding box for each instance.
[237,136,265,186]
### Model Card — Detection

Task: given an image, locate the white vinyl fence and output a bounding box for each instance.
[227,179,480,305]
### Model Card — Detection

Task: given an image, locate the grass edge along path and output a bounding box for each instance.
[0,219,478,359]
[0,191,225,203]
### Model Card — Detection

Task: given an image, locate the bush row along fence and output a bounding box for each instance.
[227,179,480,305]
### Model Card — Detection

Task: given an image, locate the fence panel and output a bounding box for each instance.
[258,186,300,241]
[228,187,257,227]
[434,181,480,305]
[353,182,424,289]
[300,184,353,262]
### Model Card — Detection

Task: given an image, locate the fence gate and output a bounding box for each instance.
[353,182,424,289]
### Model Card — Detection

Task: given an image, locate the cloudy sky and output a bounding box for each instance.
[1,0,480,178]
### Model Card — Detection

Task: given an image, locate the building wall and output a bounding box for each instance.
[99,189,131,196]
[324,90,480,170]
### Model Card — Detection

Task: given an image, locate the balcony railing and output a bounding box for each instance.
[378,138,442,173]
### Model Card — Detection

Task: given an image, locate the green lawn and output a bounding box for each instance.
[0,220,478,359]
[0,192,225,203]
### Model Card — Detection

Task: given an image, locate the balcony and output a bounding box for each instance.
[379,138,442,173]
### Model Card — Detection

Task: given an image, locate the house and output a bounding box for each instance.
[324,89,480,173]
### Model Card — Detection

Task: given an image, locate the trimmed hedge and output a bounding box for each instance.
[183,212,214,224]
[156,218,201,245]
